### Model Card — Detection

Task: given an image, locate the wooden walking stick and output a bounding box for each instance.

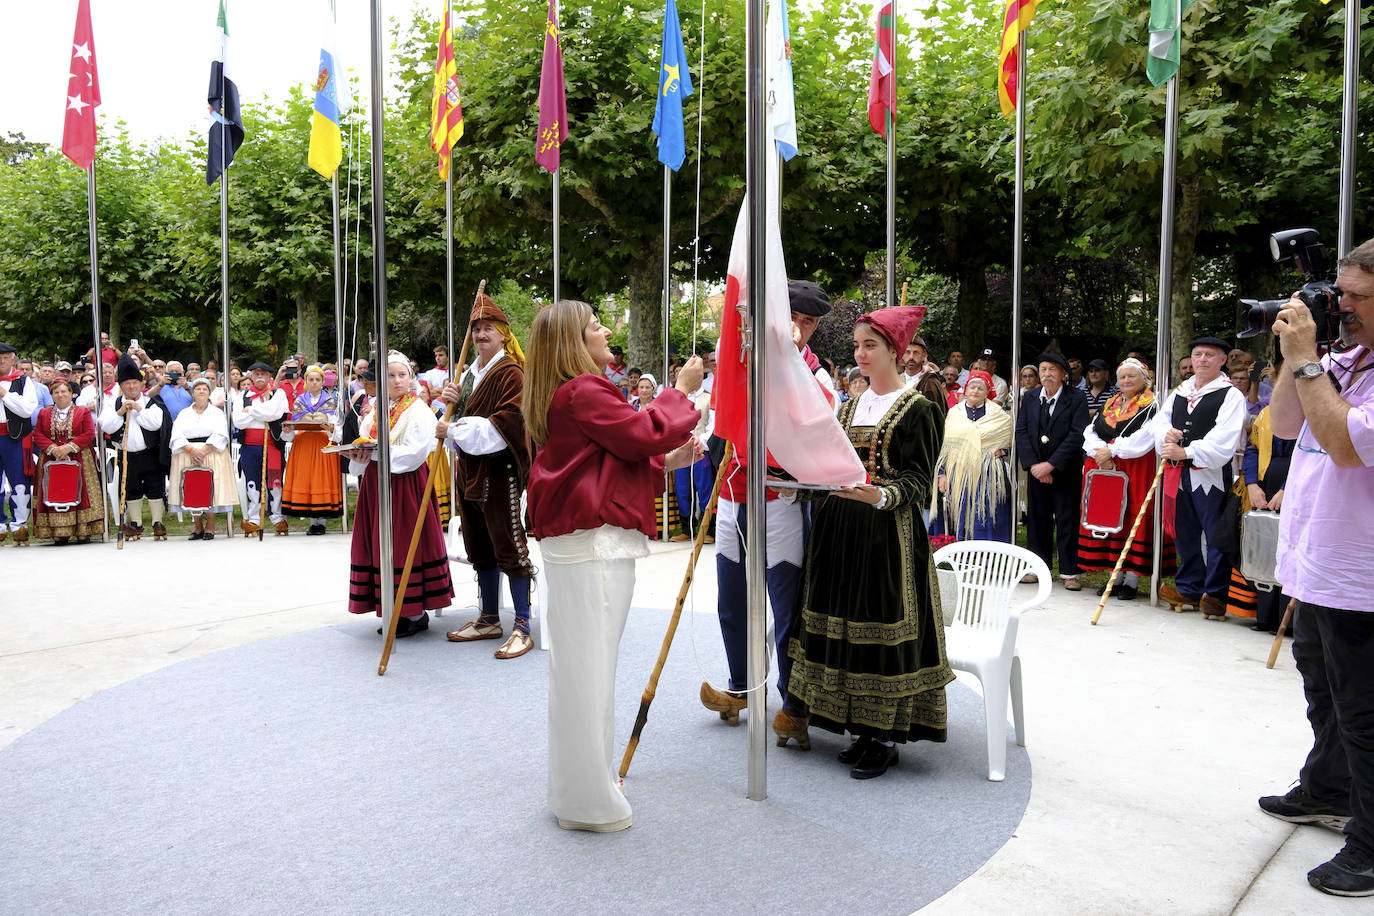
[257,425,269,541]
[1092,458,1166,626]
[116,413,130,550]
[379,280,484,676]
[620,441,734,779]
[1266,597,1298,669]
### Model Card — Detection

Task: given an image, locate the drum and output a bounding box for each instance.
[41,459,83,511]
[181,467,216,512]
[1081,468,1129,538]
[1240,509,1281,591]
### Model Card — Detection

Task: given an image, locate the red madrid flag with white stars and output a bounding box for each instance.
[62,0,102,170]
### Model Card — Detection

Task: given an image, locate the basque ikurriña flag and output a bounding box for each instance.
[535,0,568,173]
[430,9,464,180]
[206,0,244,184]
[61,0,102,171]
[651,0,693,171]
[308,13,349,179]
[867,0,894,136]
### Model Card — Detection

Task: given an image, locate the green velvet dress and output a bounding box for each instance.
[786,387,954,744]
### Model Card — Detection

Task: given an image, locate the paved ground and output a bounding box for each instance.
[0,531,1354,914]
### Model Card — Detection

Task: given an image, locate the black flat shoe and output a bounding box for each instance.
[850,741,899,780]
[378,612,431,638]
[189,531,204,541]
[1116,584,1137,601]
[838,735,875,765]
[307,524,326,536]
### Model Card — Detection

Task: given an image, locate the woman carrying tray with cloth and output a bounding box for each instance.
[1077,357,1174,600]
[281,364,344,535]
[30,377,104,544]
[169,377,238,540]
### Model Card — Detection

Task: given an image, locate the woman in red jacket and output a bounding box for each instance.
[524,300,702,833]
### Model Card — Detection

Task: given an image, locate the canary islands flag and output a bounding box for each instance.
[308,16,348,178]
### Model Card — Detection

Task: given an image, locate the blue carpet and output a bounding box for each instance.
[0,606,1030,915]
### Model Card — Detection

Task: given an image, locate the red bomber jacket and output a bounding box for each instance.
[528,373,698,540]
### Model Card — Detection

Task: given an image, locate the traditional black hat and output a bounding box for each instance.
[246,361,275,374]
[115,354,143,384]
[1037,352,1070,372]
[1188,336,1231,355]
[0,341,15,355]
[358,366,377,382]
[787,280,832,317]
[1087,358,1110,370]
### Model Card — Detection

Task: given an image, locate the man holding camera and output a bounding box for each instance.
[1256,237,1374,897]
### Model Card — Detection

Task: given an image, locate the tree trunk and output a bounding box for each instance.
[626,257,664,373]
[199,310,218,366]
[1166,175,1203,374]
[956,256,989,361]
[108,299,123,352]
[296,290,319,363]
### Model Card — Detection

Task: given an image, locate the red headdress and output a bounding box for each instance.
[858,305,926,353]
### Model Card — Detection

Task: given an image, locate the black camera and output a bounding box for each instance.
[1238,228,1342,344]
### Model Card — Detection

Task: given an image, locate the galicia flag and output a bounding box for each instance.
[207,0,244,185]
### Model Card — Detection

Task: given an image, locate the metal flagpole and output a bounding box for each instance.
[220,130,234,543]
[1150,74,1180,608]
[1336,0,1359,258]
[552,172,561,302]
[744,0,768,803]
[662,165,672,539]
[884,0,897,310]
[445,32,457,527]
[369,0,396,647]
[86,166,108,542]
[1007,29,1026,545]
[333,0,349,535]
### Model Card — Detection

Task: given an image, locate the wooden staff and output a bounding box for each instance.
[620,441,733,778]
[257,422,269,541]
[1266,597,1298,669]
[379,280,484,676]
[116,413,130,550]
[1091,458,1166,626]
[899,280,909,309]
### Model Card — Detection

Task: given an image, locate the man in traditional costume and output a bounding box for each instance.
[1153,336,1248,616]
[699,280,833,724]
[232,361,290,536]
[902,333,950,419]
[1015,352,1091,590]
[99,355,170,541]
[438,296,537,660]
[0,341,39,544]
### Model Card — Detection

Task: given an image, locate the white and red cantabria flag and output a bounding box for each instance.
[61,0,102,170]
[712,159,866,486]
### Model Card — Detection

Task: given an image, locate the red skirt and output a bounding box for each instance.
[1077,453,1176,577]
[348,462,454,617]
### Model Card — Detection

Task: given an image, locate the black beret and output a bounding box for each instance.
[1087,359,1110,370]
[0,341,14,355]
[1188,336,1231,355]
[787,280,832,317]
[1036,352,1070,372]
[358,367,377,382]
[247,361,275,374]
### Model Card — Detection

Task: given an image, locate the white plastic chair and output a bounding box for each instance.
[932,540,1051,781]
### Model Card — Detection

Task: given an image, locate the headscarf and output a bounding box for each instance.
[1099,359,1156,427]
[965,370,993,393]
[1116,357,1152,388]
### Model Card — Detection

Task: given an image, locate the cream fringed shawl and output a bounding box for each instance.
[933,401,1013,534]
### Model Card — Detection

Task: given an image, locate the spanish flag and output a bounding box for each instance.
[308,15,348,178]
[430,10,464,181]
[997,0,1040,117]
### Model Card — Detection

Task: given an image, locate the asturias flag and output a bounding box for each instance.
[430,10,465,181]
[766,0,797,160]
[308,14,349,179]
[997,0,1040,116]
[651,0,693,171]
[1147,0,1196,87]
[61,0,101,171]
[206,0,244,185]
[867,0,894,137]
[536,0,568,173]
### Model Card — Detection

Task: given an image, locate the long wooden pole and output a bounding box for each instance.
[258,427,268,541]
[378,281,483,676]
[1266,597,1298,669]
[620,442,733,779]
[1091,459,1166,626]
[116,420,129,550]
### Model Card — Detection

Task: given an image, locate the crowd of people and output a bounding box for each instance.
[4,241,1370,896]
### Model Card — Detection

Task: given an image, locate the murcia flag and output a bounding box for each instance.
[430,10,464,181]
[206,0,244,185]
[651,0,693,171]
[712,157,865,485]
[309,13,349,179]
[867,0,894,137]
[61,0,102,171]
[535,0,568,173]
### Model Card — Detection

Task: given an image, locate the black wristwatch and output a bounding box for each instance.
[1292,361,1324,381]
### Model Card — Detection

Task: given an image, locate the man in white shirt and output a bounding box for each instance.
[419,345,451,395]
[0,342,39,543]
[1154,336,1248,616]
[100,355,169,540]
